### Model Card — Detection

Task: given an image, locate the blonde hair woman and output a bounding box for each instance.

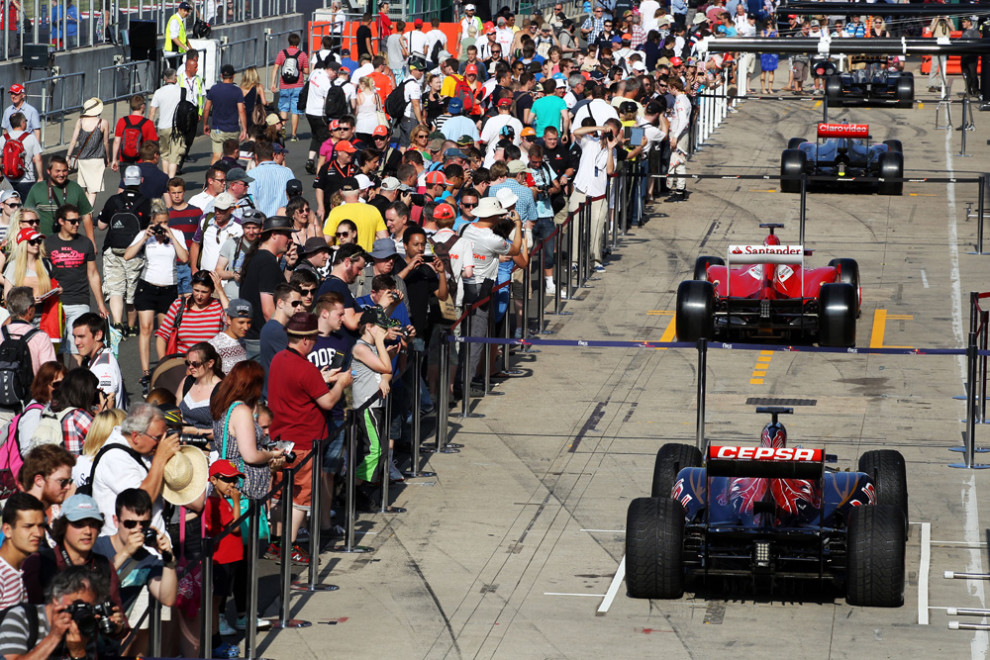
[409,124,432,159]
[66,97,110,207]
[354,76,381,144]
[72,408,127,489]
[3,227,57,301]
[240,67,268,126]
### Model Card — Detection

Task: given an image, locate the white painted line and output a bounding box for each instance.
[920,522,931,625]
[921,268,930,288]
[544,592,608,597]
[581,529,626,534]
[597,556,626,617]
[932,541,988,548]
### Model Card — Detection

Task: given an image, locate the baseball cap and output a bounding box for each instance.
[8,84,24,95]
[354,173,374,190]
[220,63,236,78]
[62,494,103,523]
[372,125,389,137]
[448,97,464,114]
[507,160,527,175]
[226,167,254,183]
[178,1,192,8]
[286,178,303,196]
[16,227,42,244]
[209,459,244,479]
[497,97,512,108]
[226,298,253,318]
[265,112,281,126]
[341,176,360,192]
[425,171,449,186]
[0,190,20,204]
[241,208,266,226]
[414,18,423,27]
[335,140,357,153]
[670,56,682,67]
[328,119,341,131]
[464,3,475,10]
[273,143,288,155]
[123,165,142,186]
[213,192,236,211]
[456,135,474,146]
[381,176,401,191]
[443,147,465,160]
[521,127,536,137]
[621,32,632,41]
[433,203,455,220]
[465,63,478,75]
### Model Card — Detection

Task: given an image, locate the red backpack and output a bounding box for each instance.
[451,75,477,114]
[121,116,148,161]
[1,133,29,179]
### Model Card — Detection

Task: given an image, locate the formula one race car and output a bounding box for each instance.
[824,59,914,108]
[780,123,904,195]
[625,407,908,606]
[675,223,860,347]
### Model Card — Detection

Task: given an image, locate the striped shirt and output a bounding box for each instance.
[0,556,25,609]
[247,161,294,217]
[0,605,48,657]
[155,299,227,353]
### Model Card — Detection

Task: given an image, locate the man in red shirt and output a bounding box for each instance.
[267,312,352,563]
[111,94,158,171]
[368,56,395,104]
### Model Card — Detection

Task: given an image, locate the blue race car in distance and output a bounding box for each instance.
[824,58,914,108]
[780,123,904,195]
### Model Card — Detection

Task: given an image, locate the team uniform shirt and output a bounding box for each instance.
[461,223,511,283]
[155,298,226,353]
[193,218,243,271]
[88,348,125,409]
[494,27,514,54]
[669,93,692,149]
[305,68,332,117]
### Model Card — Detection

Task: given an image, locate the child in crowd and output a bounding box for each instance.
[204,459,244,659]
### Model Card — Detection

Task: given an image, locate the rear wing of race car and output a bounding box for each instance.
[706,445,825,480]
[725,244,805,298]
[817,123,869,139]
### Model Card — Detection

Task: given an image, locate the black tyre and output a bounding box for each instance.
[825,74,842,103]
[625,497,685,599]
[780,149,806,193]
[895,72,914,107]
[818,283,856,347]
[675,280,715,342]
[652,443,702,498]
[692,255,725,281]
[846,504,906,607]
[787,137,806,150]
[882,139,903,154]
[877,151,903,196]
[827,258,860,316]
[858,450,909,530]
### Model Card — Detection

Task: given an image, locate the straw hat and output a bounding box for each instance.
[82,97,104,117]
[162,446,209,506]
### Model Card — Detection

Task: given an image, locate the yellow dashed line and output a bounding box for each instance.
[909,193,937,197]
[750,350,772,385]
[918,102,925,109]
[750,378,765,385]
[814,100,822,108]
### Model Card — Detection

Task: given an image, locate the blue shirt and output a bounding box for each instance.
[440,115,479,143]
[453,215,476,232]
[247,160,294,216]
[206,82,245,133]
[1,103,41,134]
[489,179,538,223]
[671,0,687,14]
[340,57,359,74]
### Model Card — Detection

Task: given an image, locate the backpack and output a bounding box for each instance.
[429,232,460,283]
[105,192,145,250]
[173,87,199,142]
[297,81,310,113]
[120,115,149,161]
[429,39,444,66]
[0,604,39,651]
[76,441,147,496]
[0,324,41,410]
[451,75,477,114]
[323,84,348,120]
[1,133,29,180]
[280,48,301,85]
[384,79,415,121]
[0,401,43,477]
[28,406,76,450]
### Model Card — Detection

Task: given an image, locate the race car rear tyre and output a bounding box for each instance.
[846,504,906,607]
[827,258,861,316]
[858,450,909,533]
[675,280,715,342]
[825,74,842,104]
[652,443,703,498]
[818,283,857,348]
[882,139,903,154]
[787,137,806,150]
[780,149,806,194]
[896,72,914,107]
[625,497,685,599]
[877,151,904,196]
[692,255,724,281]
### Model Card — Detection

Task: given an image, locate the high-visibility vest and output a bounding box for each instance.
[164,13,187,53]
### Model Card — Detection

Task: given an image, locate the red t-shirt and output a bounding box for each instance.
[268,348,330,451]
[368,71,394,105]
[113,115,158,160]
[377,15,392,39]
[204,495,244,565]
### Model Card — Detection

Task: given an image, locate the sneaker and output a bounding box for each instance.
[218,613,237,636]
[389,459,405,483]
[288,543,310,564]
[545,280,556,295]
[235,615,272,631]
[665,191,687,203]
[289,135,300,142]
[127,325,139,338]
[112,322,127,339]
[305,159,316,175]
[593,263,607,273]
[263,541,280,561]
[213,642,240,658]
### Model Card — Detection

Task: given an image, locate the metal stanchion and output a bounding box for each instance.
[566,213,575,301]
[576,202,587,289]
[536,245,549,334]
[272,464,311,628]
[294,444,338,591]
[552,228,569,316]
[457,307,484,417]
[799,173,807,246]
[611,174,620,249]
[959,97,973,157]
[951,332,989,469]
[981,310,988,424]
[971,175,987,255]
[822,93,828,123]
[244,500,272,660]
[426,335,461,453]
[331,414,374,551]
[148,598,161,656]
[199,537,214,645]
[695,338,708,454]
[404,344,436,475]
[522,251,533,337]
[378,398,408,513]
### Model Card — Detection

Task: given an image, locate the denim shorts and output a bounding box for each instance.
[322,418,346,474]
[277,87,302,114]
[176,263,192,295]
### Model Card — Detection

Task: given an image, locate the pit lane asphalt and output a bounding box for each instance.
[87,72,990,658]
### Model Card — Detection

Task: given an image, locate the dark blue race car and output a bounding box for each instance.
[824,60,915,108]
[780,122,904,195]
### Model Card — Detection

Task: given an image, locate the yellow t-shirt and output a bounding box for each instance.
[322,203,387,252]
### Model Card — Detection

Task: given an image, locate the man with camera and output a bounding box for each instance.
[0,566,111,660]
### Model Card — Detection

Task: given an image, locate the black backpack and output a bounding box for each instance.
[0,323,40,410]
[323,84,348,121]
[76,442,147,496]
[384,79,415,123]
[297,81,310,113]
[173,87,199,143]
[105,192,145,250]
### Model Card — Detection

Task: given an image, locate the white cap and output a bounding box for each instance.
[464,3,476,10]
[355,173,374,190]
[123,165,142,186]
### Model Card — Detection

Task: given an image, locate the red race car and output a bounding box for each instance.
[675,224,860,347]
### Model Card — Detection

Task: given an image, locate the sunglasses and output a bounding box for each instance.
[211,178,227,184]
[336,232,350,237]
[300,287,317,296]
[69,519,101,529]
[185,359,204,368]
[121,519,152,530]
[216,475,240,484]
[49,477,73,488]
[4,202,20,208]
[461,201,478,208]
[62,217,80,225]
[28,238,42,246]
[21,219,39,225]
[289,300,304,308]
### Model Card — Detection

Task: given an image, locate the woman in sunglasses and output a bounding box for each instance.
[155,270,228,376]
[2,226,59,304]
[175,342,224,443]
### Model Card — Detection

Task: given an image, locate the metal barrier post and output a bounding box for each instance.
[536,241,549,334]
[482,305,493,394]
[959,97,971,157]
[294,443,337,591]
[611,174,620,249]
[426,336,460,454]
[582,202,592,287]
[148,598,161,656]
[273,463,310,627]
[695,338,708,453]
[976,175,986,255]
[575,202,586,289]
[198,537,214,647]
[404,343,436,475]
[951,331,989,469]
[799,173,807,246]
[981,310,988,424]
[823,93,828,123]
[566,212,575,300]
[458,311,484,418]
[244,500,263,658]
[522,249,533,338]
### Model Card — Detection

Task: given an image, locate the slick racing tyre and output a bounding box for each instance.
[827,258,861,316]
[825,74,842,104]
[877,151,904,196]
[895,72,914,108]
[692,255,724,282]
[882,139,903,154]
[675,280,715,342]
[652,443,702,498]
[625,497,685,599]
[818,283,857,347]
[858,450,909,533]
[846,504,906,607]
[779,149,806,194]
[787,137,806,150]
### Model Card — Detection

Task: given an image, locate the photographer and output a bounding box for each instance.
[93,488,176,655]
[0,566,110,660]
[526,143,563,295]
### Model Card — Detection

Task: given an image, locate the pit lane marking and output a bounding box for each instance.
[917,521,932,625]
[655,314,677,350]
[869,309,914,349]
[750,350,773,384]
[596,556,625,616]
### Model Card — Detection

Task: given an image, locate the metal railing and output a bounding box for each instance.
[21,70,85,148]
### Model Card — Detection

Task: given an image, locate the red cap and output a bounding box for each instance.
[425,171,449,186]
[8,84,24,95]
[414,18,423,26]
[433,203,455,220]
[465,63,478,75]
[209,459,244,479]
[339,66,349,73]
[670,57,682,66]
[621,33,632,40]
[335,140,357,153]
[497,97,512,108]
[483,21,495,32]
[328,119,340,130]
[372,125,389,137]
[16,227,42,244]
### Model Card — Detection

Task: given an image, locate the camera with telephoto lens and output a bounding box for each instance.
[179,433,209,449]
[65,599,115,637]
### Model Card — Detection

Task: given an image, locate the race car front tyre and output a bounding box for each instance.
[827,258,861,316]
[825,74,842,104]
[896,72,914,107]
[882,139,903,154]
[692,255,724,281]
[780,149,806,194]
[877,151,904,196]
[818,283,857,347]
[652,443,703,498]
[846,504,906,607]
[675,280,715,342]
[858,449,909,533]
[626,497,685,599]
[787,137,806,150]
